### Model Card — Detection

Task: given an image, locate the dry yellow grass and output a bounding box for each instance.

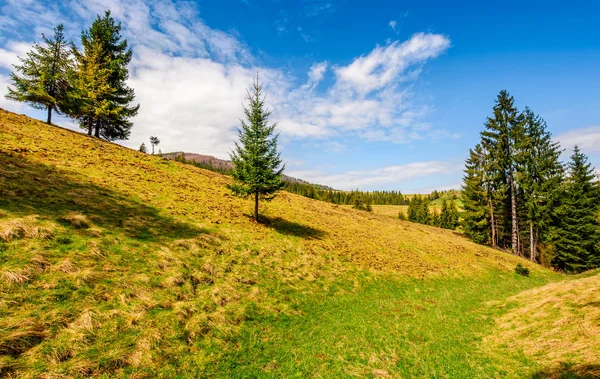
[0,108,555,377]
[486,272,600,377]
[0,108,533,278]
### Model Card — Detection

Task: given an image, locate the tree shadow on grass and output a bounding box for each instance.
[258,215,327,240]
[0,152,207,240]
[532,363,600,378]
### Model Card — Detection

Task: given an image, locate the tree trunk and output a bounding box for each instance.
[510,176,518,255]
[46,106,52,124]
[87,119,93,135]
[254,192,259,222]
[94,121,100,138]
[488,194,497,248]
[530,221,535,261]
[152,144,155,155]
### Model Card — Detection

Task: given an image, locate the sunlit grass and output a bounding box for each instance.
[0,109,591,378]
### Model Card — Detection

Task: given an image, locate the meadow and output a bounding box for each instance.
[1,109,598,378]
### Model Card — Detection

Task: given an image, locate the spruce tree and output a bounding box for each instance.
[6,24,73,124]
[69,37,120,135]
[139,142,147,153]
[229,74,284,222]
[439,200,449,228]
[516,108,564,261]
[447,200,459,230]
[549,146,600,273]
[461,144,491,244]
[480,90,523,254]
[77,11,139,140]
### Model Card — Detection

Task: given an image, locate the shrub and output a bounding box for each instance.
[515,263,530,277]
[58,213,90,229]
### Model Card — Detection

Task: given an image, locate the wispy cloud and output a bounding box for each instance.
[287,161,454,190]
[274,32,452,144]
[297,26,312,42]
[389,20,398,33]
[304,0,335,17]
[556,126,600,153]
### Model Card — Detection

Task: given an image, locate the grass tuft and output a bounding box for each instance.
[58,212,91,229]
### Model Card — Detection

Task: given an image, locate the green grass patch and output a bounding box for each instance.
[202,270,561,378]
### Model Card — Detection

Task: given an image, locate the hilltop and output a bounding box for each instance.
[0,109,595,377]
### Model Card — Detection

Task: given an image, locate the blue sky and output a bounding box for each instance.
[1,0,599,192]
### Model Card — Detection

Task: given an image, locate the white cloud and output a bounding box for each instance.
[334,33,450,95]
[273,33,452,143]
[0,0,453,158]
[303,141,346,153]
[389,20,397,33]
[305,61,328,88]
[556,126,600,153]
[0,42,30,69]
[287,160,452,190]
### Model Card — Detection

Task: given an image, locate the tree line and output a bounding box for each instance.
[282,182,407,205]
[461,90,599,273]
[6,11,138,141]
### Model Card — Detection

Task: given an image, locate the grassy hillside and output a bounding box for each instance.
[0,109,589,377]
[485,270,600,378]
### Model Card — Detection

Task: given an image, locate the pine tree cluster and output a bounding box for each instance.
[462,90,600,273]
[407,196,459,230]
[5,11,138,141]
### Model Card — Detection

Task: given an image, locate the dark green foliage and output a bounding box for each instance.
[516,108,564,261]
[139,143,147,153]
[5,25,73,124]
[480,90,522,253]
[229,74,284,221]
[282,182,406,206]
[439,200,459,230]
[352,196,372,212]
[74,11,139,140]
[462,91,566,263]
[514,263,530,277]
[549,147,600,273]
[408,195,430,225]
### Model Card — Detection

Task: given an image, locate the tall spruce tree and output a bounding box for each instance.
[69,37,120,134]
[229,74,285,221]
[480,90,523,254]
[549,146,600,273]
[516,108,564,261]
[6,24,73,124]
[77,11,139,140]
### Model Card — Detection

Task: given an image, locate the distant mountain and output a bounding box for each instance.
[162,151,333,190]
[162,152,233,171]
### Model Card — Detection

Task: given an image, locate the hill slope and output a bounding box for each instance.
[486,271,600,378]
[0,109,568,377]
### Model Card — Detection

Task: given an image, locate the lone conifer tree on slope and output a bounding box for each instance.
[229,74,285,222]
